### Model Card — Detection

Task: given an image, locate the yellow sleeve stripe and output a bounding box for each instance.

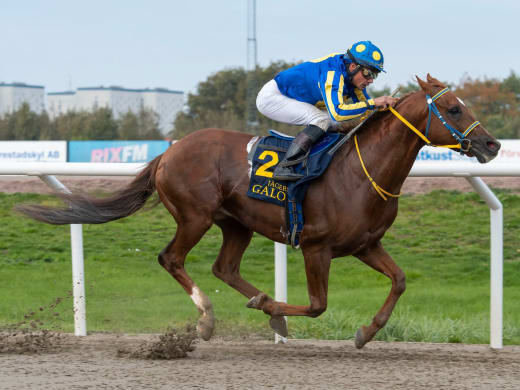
[324,72,368,121]
[338,77,368,112]
[354,88,366,102]
[310,52,341,63]
[354,88,376,109]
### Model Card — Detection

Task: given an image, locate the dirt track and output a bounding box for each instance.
[2,177,520,389]
[1,333,519,389]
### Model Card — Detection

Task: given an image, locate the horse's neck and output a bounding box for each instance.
[349,93,427,195]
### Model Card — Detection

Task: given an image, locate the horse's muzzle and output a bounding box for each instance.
[467,136,501,163]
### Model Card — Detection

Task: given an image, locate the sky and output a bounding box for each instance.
[2,0,519,97]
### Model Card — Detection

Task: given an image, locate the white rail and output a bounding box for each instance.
[1,162,518,348]
[2,161,520,177]
[0,162,145,176]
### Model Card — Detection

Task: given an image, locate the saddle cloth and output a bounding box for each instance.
[247,130,342,247]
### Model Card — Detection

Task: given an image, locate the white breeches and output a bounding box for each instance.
[256,79,334,131]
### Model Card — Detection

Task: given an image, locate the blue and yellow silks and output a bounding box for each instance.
[274,53,375,123]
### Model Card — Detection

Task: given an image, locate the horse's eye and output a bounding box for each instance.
[447,106,461,116]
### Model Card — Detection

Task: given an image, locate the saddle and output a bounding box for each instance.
[247,130,343,248]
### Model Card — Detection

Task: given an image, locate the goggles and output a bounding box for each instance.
[360,67,379,80]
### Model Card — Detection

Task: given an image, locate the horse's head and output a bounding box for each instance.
[416,74,500,163]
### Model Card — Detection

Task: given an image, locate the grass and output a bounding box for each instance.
[0,189,519,344]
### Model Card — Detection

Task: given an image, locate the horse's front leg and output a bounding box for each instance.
[247,246,332,337]
[353,241,406,348]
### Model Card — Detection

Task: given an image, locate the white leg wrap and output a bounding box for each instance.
[190,286,207,314]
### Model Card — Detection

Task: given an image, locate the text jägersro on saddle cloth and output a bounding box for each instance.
[247,130,341,247]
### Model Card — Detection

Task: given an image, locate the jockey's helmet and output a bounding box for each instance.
[345,41,385,73]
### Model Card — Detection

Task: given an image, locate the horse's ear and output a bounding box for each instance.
[416,75,430,92]
[426,74,445,87]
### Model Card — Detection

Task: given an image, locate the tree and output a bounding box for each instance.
[136,108,163,139]
[118,108,163,140]
[171,61,298,139]
[188,68,248,118]
[84,108,118,140]
[36,111,58,140]
[455,74,520,139]
[0,112,14,140]
[52,111,90,140]
[6,103,40,140]
[501,70,520,98]
[118,111,140,139]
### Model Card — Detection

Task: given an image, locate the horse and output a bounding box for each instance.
[17,75,500,348]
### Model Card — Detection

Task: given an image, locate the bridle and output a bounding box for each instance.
[389,87,480,153]
[355,87,481,201]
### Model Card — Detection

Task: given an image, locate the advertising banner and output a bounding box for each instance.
[68,140,171,163]
[415,140,520,165]
[0,141,67,162]
[492,140,520,164]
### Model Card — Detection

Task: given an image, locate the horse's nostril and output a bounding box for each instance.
[487,141,500,151]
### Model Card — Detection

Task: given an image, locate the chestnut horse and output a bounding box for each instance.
[18,75,500,348]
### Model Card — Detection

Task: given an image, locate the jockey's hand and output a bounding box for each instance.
[374,96,398,110]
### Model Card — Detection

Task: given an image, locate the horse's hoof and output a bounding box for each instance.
[269,315,288,337]
[246,293,268,310]
[355,326,368,349]
[197,315,214,341]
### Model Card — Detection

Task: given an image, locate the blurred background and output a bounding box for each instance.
[1,0,519,140]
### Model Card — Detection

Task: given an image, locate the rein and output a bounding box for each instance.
[354,134,400,201]
[355,87,480,201]
[389,87,480,151]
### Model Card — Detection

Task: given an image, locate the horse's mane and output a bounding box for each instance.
[361,75,449,129]
[361,90,419,128]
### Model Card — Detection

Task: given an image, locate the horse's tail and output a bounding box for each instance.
[16,154,163,225]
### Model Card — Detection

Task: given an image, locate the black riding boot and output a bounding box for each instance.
[273,125,325,181]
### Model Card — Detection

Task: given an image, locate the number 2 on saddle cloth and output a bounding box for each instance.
[247,130,341,248]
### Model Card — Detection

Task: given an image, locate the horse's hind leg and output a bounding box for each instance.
[353,241,406,349]
[158,214,215,340]
[212,218,290,337]
[246,245,333,337]
[212,218,258,298]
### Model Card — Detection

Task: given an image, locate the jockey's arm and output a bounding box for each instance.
[320,70,376,122]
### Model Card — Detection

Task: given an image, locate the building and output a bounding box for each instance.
[0,82,45,116]
[140,88,184,135]
[46,90,76,115]
[47,86,184,135]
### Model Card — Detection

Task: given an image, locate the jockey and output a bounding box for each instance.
[256,40,398,181]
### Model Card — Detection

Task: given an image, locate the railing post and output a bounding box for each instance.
[466,177,503,349]
[274,242,287,344]
[38,175,87,336]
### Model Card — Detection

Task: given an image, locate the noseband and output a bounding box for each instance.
[389,87,480,153]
